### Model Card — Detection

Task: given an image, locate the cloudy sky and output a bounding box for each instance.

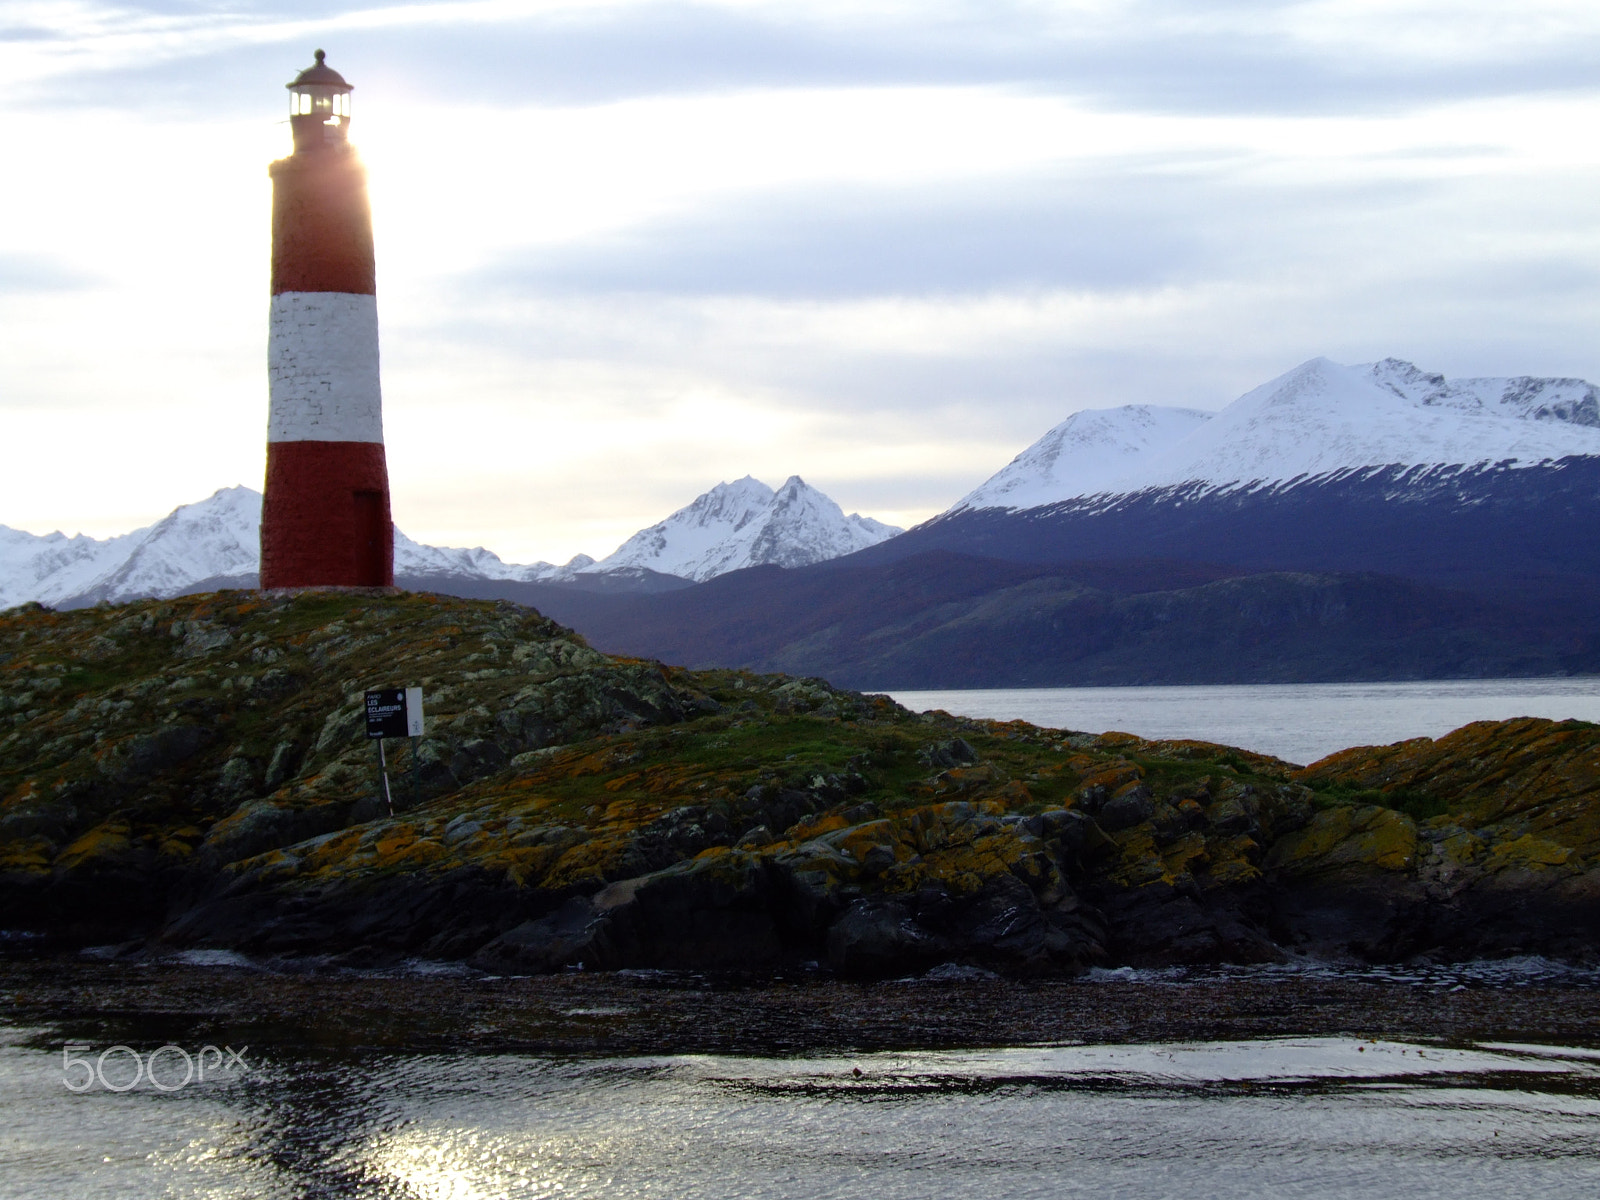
[5,1,1600,564]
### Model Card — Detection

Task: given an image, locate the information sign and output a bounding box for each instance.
[365,688,424,740]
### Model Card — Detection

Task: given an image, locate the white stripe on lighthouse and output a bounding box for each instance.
[267,292,384,443]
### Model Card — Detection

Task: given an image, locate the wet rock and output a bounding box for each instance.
[314,706,365,755]
[449,739,508,784]
[1206,788,1262,837]
[1099,882,1283,966]
[215,755,260,802]
[262,741,303,792]
[470,897,606,974]
[1098,785,1155,832]
[104,724,212,782]
[920,738,979,770]
[927,873,1094,974]
[826,898,945,978]
[735,825,773,849]
[1023,809,1118,872]
[599,852,784,969]
[0,800,79,846]
[199,800,352,867]
[253,668,302,700]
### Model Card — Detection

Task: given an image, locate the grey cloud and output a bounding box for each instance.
[453,167,1445,301]
[28,1,1600,118]
[462,174,1201,301]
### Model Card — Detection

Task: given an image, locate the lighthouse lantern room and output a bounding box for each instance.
[260,50,395,590]
[288,49,354,151]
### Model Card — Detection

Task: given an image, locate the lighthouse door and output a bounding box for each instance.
[354,490,385,585]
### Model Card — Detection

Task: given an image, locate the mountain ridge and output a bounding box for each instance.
[955,357,1600,513]
[529,549,1594,689]
[516,356,1600,687]
[1,476,899,610]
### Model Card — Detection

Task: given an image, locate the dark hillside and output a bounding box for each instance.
[846,458,1600,615]
[458,553,1595,688]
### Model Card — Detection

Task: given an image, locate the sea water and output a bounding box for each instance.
[887,677,1600,765]
[3,1025,1598,1199]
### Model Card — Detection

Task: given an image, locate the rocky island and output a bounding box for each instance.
[2,591,1598,977]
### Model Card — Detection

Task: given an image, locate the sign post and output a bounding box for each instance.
[377,738,394,816]
[365,688,425,815]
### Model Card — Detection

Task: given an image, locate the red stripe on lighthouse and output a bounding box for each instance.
[260,441,394,588]
[269,151,376,296]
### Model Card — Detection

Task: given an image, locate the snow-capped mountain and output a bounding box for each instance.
[847,356,1600,620]
[62,484,263,607]
[392,529,592,584]
[595,475,900,582]
[1,487,260,610]
[956,358,1600,513]
[2,476,897,609]
[0,524,144,612]
[0,488,593,610]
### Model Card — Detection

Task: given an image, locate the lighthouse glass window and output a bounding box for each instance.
[291,89,349,126]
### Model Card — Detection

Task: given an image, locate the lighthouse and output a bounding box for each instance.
[260,50,394,589]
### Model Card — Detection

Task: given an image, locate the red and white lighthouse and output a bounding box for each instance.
[260,49,394,589]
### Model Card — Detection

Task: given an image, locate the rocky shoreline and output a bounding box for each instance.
[5,958,1600,1057]
[3,592,1600,978]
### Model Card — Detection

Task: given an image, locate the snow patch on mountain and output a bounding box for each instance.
[954,357,1600,514]
[596,475,901,582]
[392,529,590,584]
[959,405,1213,512]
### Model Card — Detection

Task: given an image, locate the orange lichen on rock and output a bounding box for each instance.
[1264,805,1418,876]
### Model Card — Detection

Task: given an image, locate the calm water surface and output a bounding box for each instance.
[888,677,1600,765]
[4,1028,1599,1199]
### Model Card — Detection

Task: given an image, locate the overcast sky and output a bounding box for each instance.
[5,0,1600,564]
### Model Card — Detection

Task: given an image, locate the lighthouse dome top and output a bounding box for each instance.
[289,49,351,91]
[286,50,354,152]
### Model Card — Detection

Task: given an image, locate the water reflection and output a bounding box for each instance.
[8,1034,1600,1199]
